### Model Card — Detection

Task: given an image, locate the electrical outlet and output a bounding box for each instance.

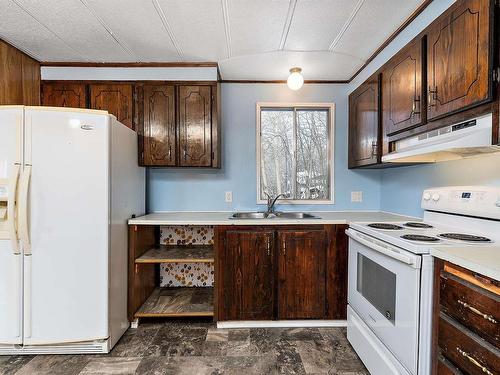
[351,191,363,203]
[225,191,233,203]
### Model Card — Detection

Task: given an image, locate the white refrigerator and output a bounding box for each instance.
[0,106,145,354]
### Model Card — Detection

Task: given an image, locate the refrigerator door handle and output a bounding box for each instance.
[19,165,31,255]
[7,164,21,254]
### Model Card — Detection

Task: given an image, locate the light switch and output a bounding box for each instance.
[225,191,233,203]
[351,191,363,203]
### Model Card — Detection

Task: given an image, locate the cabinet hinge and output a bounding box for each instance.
[212,151,215,160]
[493,67,500,83]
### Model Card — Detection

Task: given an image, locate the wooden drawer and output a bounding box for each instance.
[439,313,500,375]
[440,273,500,348]
[438,355,463,375]
[444,263,500,295]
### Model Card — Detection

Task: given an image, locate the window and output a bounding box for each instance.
[257,103,334,204]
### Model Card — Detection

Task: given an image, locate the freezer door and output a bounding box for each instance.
[23,108,110,345]
[0,106,24,344]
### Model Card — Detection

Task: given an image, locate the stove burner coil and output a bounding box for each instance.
[367,223,403,230]
[401,234,440,242]
[438,233,492,242]
[404,222,434,229]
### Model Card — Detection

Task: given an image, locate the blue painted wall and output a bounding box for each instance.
[148,83,382,212]
[148,0,500,216]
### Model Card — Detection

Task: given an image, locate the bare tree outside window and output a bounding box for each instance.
[257,104,334,203]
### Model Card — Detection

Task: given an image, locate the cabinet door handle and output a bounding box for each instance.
[183,147,187,161]
[456,347,493,375]
[168,145,172,160]
[282,240,286,256]
[428,87,437,108]
[458,300,497,324]
[371,141,378,158]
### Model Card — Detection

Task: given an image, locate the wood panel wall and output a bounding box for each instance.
[0,40,40,105]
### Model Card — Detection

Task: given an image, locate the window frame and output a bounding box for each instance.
[256,102,335,205]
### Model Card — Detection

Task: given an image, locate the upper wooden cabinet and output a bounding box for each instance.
[381,38,424,136]
[219,229,275,321]
[138,85,176,166]
[137,83,220,168]
[89,84,134,129]
[41,83,87,108]
[348,74,380,168]
[178,85,213,167]
[277,229,327,319]
[426,0,493,120]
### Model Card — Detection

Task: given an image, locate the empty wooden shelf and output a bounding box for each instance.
[135,245,214,264]
[135,287,214,318]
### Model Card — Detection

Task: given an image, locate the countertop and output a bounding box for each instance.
[431,247,500,281]
[128,211,416,226]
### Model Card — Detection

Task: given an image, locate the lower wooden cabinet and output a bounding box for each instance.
[278,229,327,319]
[216,225,348,321]
[220,230,275,320]
[432,260,500,375]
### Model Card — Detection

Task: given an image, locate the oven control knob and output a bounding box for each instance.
[385,311,392,320]
[432,193,440,201]
[423,192,431,201]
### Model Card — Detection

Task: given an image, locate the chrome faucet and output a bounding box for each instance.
[264,192,286,213]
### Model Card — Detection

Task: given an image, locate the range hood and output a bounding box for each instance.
[382,113,500,163]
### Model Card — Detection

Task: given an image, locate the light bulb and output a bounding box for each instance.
[287,67,304,90]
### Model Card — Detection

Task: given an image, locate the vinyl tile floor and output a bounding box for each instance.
[0,320,368,375]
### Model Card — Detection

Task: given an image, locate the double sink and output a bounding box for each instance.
[230,212,320,219]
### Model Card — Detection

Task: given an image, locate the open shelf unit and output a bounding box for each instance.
[135,245,214,264]
[129,225,215,321]
[135,287,214,317]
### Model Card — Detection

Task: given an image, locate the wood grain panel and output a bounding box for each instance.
[427,0,492,120]
[382,37,424,136]
[348,74,380,168]
[0,40,40,105]
[128,225,157,321]
[90,83,133,129]
[178,85,212,167]
[221,229,275,321]
[278,229,327,319]
[142,85,175,166]
[41,82,87,108]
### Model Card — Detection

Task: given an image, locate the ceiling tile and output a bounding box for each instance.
[227,0,289,57]
[14,0,133,62]
[83,0,181,62]
[219,51,361,80]
[0,1,83,61]
[333,0,424,60]
[156,0,228,61]
[285,0,358,51]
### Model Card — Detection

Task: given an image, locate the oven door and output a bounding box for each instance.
[347,229,421,375]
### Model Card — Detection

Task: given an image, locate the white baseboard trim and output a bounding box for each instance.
[216,320,347,329]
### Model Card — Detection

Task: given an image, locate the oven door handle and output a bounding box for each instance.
[346,229,421,268]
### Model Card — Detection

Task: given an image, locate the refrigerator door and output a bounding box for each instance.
[23,108,110,345]
[0,106,24,345]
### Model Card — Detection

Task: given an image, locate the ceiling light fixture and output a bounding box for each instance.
[287,67,304,90]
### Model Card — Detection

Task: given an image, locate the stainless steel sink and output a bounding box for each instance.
[275,212,320,219]
[230,211,320,219]
[230,212,270,219]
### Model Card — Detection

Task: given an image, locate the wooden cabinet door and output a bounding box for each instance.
[41,83,87,108]
[139,85,176,166]
[90,84,133,129]
[427,0,492,120]
[178,85,212,167]
[278,229,327,319]
[222,230,275,320]
[382,38,423,136]
[348,75,380,168]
